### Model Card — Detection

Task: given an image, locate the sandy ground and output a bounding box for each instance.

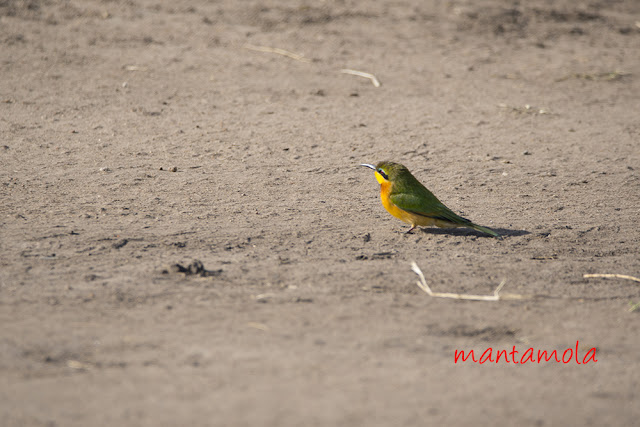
[1,0,640,425]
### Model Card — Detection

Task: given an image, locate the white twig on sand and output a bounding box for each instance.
[243,44,311,63]
[123,65,147,71]
[247,322,270,331]
[583,273,640,283]
[340,69,381,87]
[410,262,526,301]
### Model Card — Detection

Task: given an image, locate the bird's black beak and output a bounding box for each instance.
[360,163,376,170]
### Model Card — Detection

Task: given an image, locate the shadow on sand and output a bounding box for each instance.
[415,227,530,238]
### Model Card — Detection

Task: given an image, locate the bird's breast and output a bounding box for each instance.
[379,183,414,224]
[379,182,442,227]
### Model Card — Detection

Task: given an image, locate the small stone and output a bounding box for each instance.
[188,260,205,275]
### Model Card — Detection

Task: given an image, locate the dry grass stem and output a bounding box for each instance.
[340,69,381,87]
[411,262,528,301]
[66,360,92,370]
[584,273,640,283]
[247,322,270,331]
[243,44,311,63]
[123,65,148,71]
[498,103,550,115]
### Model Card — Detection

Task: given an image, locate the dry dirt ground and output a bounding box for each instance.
[1,0,640,426]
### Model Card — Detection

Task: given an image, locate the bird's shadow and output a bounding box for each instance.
[413,227,530,238]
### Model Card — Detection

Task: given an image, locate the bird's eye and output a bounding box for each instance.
[377,168,388,180]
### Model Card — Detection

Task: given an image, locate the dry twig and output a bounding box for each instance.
[243,44,311,63]
[498,103,550,115]
[583,273,640,283]
[411,262,528,301]
[247,322,270,331]
[340,69,381,87]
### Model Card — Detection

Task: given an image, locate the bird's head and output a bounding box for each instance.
[360,161,408,184]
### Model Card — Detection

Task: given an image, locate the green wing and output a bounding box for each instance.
[387,170,501,237]
[389,190,471,225]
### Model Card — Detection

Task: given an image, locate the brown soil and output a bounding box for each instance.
[2,0,639,425]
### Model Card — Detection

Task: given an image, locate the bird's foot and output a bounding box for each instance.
[404,226,416,234]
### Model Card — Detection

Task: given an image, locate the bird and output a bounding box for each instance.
[360,161,501,238]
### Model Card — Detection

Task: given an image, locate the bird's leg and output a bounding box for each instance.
[405,225,416,234]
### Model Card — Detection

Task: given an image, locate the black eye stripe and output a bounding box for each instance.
[377,168,388,179]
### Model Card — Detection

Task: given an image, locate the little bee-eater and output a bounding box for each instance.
[361,161,501,238]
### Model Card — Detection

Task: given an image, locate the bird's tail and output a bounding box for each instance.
[470,223,502,239]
